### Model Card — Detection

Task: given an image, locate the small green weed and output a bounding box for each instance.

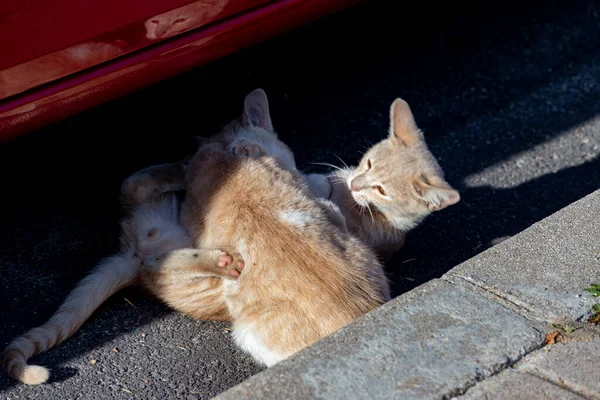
[589,303,600,324]
[550,323,580,335]
[584,283,600,297]
[584,283,600,324]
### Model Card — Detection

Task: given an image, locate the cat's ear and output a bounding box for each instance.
[413,175,460,211]
[389,98,422,146]
[242,88,274,132]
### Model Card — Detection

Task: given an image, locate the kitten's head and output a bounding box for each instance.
[346,98,459,226]
[214,88,297,170]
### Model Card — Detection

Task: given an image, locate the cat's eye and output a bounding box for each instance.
[366,159,372,170]
[174,17,187,23]
[374,185,387,196]
[150,19,159,24]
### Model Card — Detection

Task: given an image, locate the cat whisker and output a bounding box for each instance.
[332,154,349,170]
[328,176,347,184]
[309,162,344,172]
[366,203,375,225]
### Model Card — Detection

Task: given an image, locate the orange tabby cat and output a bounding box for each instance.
[142,134,389,366]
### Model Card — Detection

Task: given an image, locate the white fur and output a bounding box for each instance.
[231,323,284,367]
[278,209,314,228]
[135,197,192,256]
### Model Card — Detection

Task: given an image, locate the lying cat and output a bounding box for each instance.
[142,134,389,367]
[1,88,342,385]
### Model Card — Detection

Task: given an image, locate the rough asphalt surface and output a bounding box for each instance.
[1,0,600,398]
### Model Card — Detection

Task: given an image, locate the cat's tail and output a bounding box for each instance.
[2,251,140,385]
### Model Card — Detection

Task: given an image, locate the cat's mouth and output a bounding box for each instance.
[350,193,383,218]
[352,202,368,214]
[350,195,372,215]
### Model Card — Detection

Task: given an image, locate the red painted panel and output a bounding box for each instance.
[0,0,270,99]
[0,0,268,70]
[0,0,363,143]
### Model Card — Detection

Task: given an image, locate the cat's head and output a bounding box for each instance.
[346,98,459,226]
[214,88,297,171]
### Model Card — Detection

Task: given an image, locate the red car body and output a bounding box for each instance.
[0,0,362,143]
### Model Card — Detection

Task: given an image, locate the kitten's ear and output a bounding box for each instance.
[389,98,422,146]
[242,88,275,132]
[413,175,460,211]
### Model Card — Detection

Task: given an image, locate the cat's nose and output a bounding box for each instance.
[350,175,367,192]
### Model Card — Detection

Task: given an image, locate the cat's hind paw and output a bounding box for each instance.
[218,250,245,277]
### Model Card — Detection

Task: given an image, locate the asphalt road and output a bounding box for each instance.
[1,0,600,398]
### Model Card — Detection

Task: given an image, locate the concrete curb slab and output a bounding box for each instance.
[455,369,585,400]
[517,339,600,399]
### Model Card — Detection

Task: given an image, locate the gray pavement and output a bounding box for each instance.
[457,369,586,400]
[516,339,600,399]
[1,0,600,398]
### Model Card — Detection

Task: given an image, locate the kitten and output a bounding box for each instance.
[142,136,389,367]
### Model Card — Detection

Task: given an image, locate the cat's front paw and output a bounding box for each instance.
[227,138,264,158]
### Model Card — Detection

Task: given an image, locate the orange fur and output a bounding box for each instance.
[147,138,388,365]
